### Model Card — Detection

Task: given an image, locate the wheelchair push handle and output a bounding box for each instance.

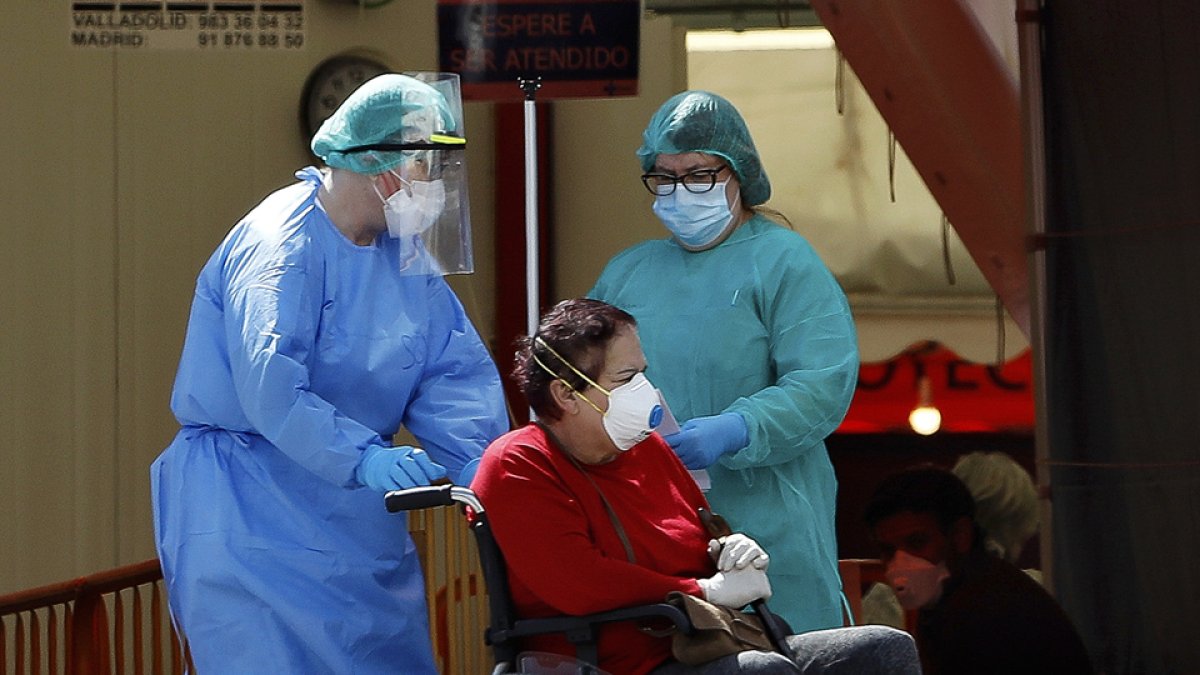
[385,482,484,513]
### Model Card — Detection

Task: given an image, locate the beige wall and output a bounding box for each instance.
[552,24,688,298]
[0,1,683,593]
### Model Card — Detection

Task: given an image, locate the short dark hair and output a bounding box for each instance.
[512,298,637,421]
[864,465,977,535]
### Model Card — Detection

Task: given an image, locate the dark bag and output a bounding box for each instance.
[665,591,776,666]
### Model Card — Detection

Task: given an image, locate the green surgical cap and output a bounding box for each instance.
[311,73,456,175]
[637,90,771,206]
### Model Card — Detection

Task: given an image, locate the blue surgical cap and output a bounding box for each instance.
[311,73,456,175]
[637,90,771,207]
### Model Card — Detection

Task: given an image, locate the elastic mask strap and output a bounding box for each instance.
[370,170,411,204]
[370,177,388,204]
[531,351,605,415]
[388,169,412,190]
[532,337,611,414]
[534,337,611,396]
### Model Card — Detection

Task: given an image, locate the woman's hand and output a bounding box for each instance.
[709,533,770,572]
[697,566,773,608]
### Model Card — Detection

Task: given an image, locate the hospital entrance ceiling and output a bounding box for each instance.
[685,26,1026,364]
[644,1,820,31]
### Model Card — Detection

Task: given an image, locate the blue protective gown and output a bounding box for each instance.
[590,215,858,633]
[151,167,508,673]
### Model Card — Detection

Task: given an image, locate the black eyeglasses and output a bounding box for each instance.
[640,165,730,196]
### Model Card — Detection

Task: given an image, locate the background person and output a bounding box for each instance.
[150,73,509,673]
[863,465,1092,675]
[951,450,1041,568]
[589,91,859,633]
[861,450,1045,627]
[474,298,916,675]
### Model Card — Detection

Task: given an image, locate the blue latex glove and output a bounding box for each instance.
[355,444,447,492]
[663,412,749,469]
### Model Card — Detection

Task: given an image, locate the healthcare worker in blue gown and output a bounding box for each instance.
[590,91,859,634]
[150,73,509,673]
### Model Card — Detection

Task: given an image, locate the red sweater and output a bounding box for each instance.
[473,424,714,675]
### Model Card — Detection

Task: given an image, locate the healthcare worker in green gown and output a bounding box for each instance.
[589,90,859,633]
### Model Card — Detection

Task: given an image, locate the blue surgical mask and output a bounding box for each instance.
[652,180,740,249]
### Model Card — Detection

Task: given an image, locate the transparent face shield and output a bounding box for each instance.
[375,145,471,276]
[350,72,473,276]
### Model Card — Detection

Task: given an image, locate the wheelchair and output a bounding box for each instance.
[386,484,792,675]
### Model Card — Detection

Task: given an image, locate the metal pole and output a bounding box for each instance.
[1015,0,1053,589]
[519,77,543,422]
[519,77,543,339]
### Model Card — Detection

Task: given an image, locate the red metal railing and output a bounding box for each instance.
[2,522,893,674]
[0,505,486,675]
[0,559,191,675]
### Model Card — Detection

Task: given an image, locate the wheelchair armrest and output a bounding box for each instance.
[489,602,692,668]
[575,603,693,631]
[495,602,692,644]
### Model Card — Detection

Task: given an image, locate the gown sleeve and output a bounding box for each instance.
[721,243,859,469]
[222,232,382,487]
[401,277,509,481]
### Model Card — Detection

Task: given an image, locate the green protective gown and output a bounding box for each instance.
[590,214,858,633]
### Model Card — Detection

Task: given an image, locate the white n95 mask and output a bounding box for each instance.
[530,338,664,452]
[380,178,446,239]
[652,179,740,249]
[594,373,665,451]
[885,550,950,610]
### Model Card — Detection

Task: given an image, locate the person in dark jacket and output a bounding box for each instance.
[864,465,1092,675]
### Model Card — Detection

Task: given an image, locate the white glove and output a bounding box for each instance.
[708,534,769,572]
[697,566,772,608]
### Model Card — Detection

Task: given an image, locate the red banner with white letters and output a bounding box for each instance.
[838,342,1034,434]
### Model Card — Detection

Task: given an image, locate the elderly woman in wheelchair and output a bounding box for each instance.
[451,298,916,675]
